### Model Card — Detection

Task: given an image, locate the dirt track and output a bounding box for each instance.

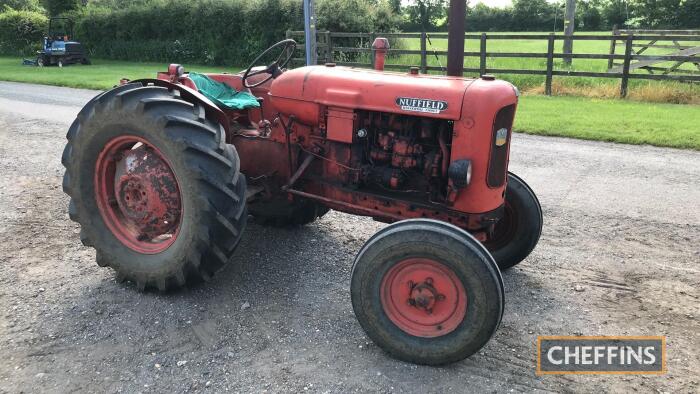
[0,81,698,393]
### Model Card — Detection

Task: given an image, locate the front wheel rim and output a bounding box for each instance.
[380,258,468,338]
[94,135,182,254]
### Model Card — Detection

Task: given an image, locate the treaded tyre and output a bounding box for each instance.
[484,172,542,270]
[351,219,504,365]
[62,82,247,291]
[249,199,329,226]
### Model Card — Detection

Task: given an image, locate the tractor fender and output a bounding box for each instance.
[130,78,230,136]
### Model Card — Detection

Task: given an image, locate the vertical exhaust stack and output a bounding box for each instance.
[446,0,466,77]
[372,37,390,71]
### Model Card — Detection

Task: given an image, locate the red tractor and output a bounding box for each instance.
[62,23,541,365]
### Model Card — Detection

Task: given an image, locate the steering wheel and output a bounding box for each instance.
[243,39,297,88]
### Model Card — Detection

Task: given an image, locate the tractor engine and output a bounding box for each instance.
[355,112,450,197]
[260,64,520,231]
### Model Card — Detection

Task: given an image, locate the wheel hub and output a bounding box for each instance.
[95,136,182,254]
[380,258,467,338]
[407,278,446,313]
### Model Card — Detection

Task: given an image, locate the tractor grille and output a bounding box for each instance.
[486,104,516,188]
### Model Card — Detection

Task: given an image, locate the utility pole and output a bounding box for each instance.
[563,0,576,65]
[446,0,466,77]
[303,0,317,66]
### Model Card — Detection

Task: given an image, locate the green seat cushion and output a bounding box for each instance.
[188,72,260,110]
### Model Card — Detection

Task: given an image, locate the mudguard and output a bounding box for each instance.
[130,78,231,136]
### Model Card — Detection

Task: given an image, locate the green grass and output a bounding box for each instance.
[0,57,237,90]
[516,95,700,149]
[1,56,698,150]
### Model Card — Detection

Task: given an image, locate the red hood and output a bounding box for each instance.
[269,65,476,120]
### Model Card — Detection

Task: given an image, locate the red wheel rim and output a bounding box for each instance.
[94,135,182,254]
[380,258,467,338]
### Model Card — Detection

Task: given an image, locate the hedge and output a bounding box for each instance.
[72,0,398,66]
[0,8,47,55]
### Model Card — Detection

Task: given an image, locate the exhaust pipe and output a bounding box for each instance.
[372,37,390,71]
[446,0,466,77]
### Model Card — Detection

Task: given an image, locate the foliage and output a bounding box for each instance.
[41,0,78,16]
[0,8,47,55]
[72,0,398,65]
[0,0,43,11]
[403,0,448,31]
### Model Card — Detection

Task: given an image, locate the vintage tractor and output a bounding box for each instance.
[62,15,542,365]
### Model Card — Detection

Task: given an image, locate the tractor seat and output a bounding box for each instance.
[188,72,260,111]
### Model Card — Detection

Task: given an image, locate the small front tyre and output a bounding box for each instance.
[350,219,504,365]
[484,172,542,270]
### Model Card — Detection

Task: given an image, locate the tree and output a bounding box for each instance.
[405,0,448,31]
[601,0,629,27]
[1,0,43,11]
[677,0,700,28]
[388,0,401,13]
[42,0,79,16]
[577,1,603,30]
[629,0,688,28]
[511,0,558,31]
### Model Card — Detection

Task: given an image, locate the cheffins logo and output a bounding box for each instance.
[537,336,666,375]
[396,97,448,114]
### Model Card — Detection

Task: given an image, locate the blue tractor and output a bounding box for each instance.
[36,17,90,67]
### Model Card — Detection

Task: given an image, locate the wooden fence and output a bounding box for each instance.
[286,30,700,98]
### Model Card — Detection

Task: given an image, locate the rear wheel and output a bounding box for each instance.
[484,172,542,270]
[62,82,247,291]
[351,219,504,365]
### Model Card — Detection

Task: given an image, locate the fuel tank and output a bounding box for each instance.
[269,65,476,124]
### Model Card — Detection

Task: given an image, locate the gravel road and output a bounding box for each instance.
[0,81,698,393]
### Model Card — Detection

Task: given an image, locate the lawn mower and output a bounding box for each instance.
[36,17,90,67]
[62,2,542,365]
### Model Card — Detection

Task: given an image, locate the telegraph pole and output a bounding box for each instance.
[303,0,317,66]
[446,0,466,77]
[562,0,576,65]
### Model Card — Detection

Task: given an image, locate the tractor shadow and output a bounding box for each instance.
[46,211,562,391]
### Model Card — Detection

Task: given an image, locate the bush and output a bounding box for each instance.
[73,0,398,66]
[0,8,47,55]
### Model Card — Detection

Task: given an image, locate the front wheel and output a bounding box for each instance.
[351,219,504,365]
[484,172,542,270]
[62,83,247,291]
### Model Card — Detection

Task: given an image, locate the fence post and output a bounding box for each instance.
[420,31,428,74]
[369,32,376,67]
[325,31,333,63]
[546,33,555,96]
[607,24,618,70]
[620,34,633,98]
[479,33,487,76]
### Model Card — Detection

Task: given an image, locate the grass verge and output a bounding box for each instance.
[0,57,236,90]
[516,95,700,150]
[1,56,698,150]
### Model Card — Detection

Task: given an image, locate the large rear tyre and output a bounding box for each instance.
[484,172,542,270]
[62,82,247,291]
[249,199,328,227]
[350,219,504,365]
